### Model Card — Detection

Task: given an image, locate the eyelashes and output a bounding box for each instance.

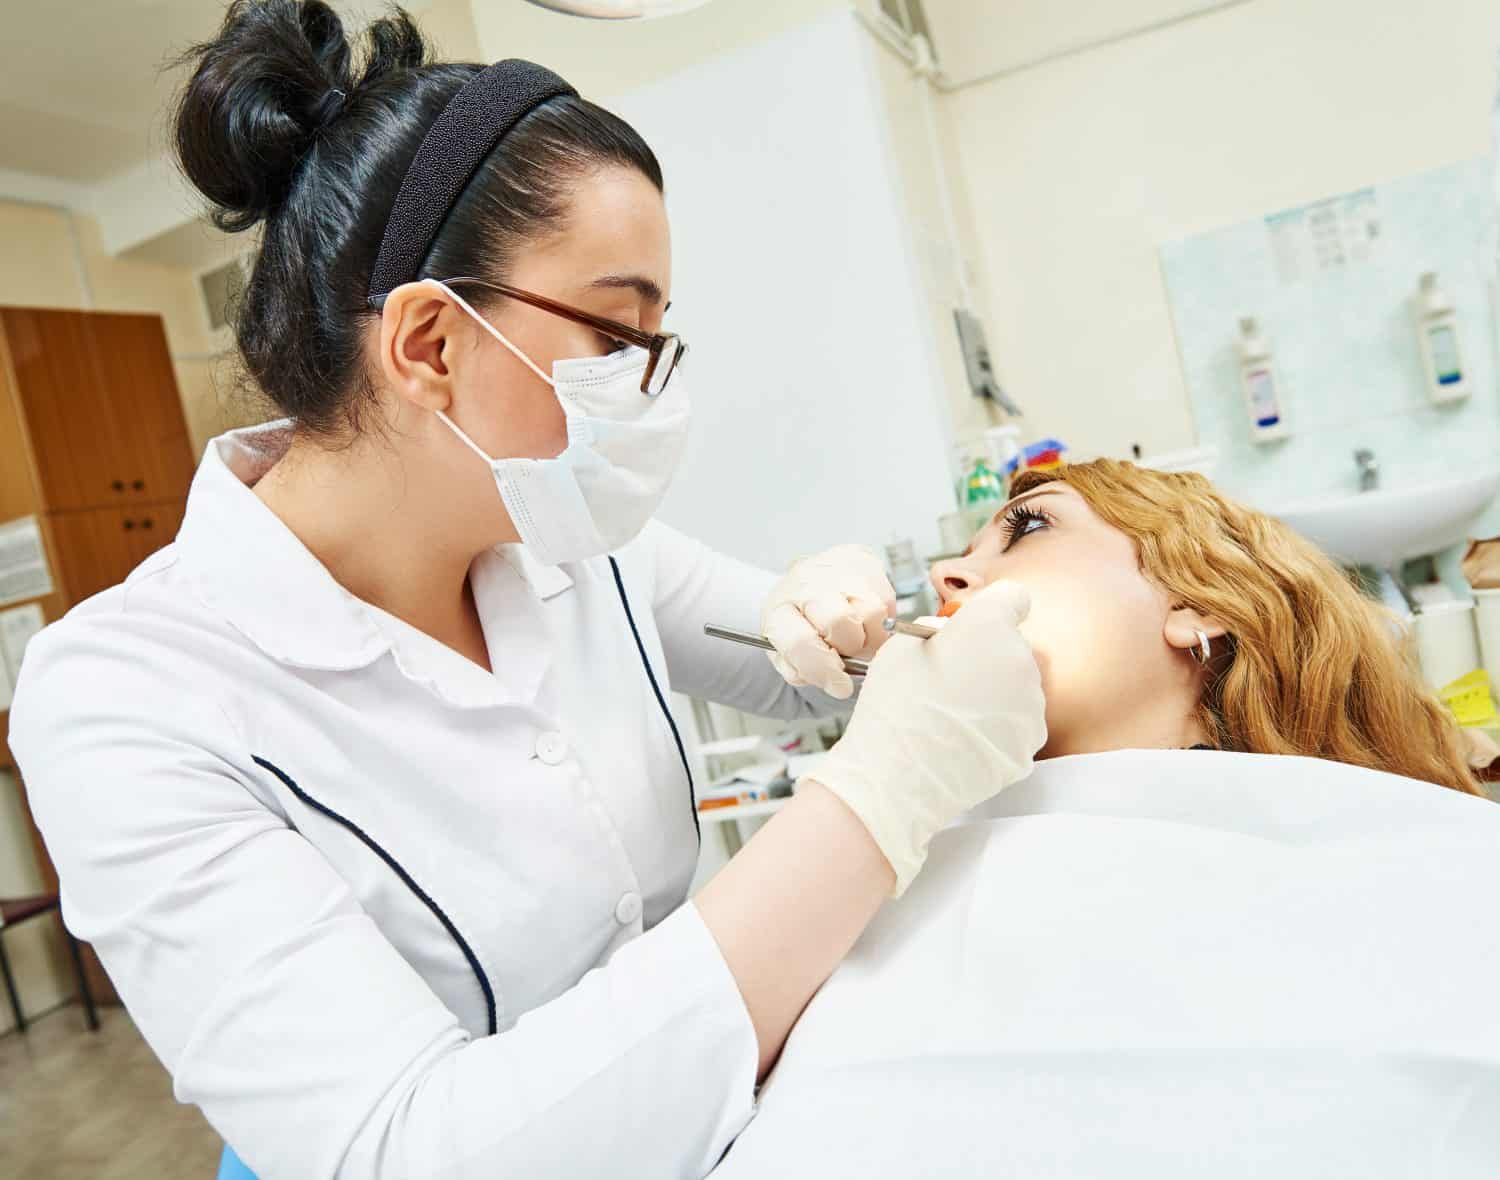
[1000,503,1053,551]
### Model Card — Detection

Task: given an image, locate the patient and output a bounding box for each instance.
[929,460,1480,794]
[711,461,1499,1178]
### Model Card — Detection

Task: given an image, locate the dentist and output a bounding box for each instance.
[9,3,1045,1178]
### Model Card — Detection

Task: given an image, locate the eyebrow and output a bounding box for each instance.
[992,485,1065,520]
[589,273,664,305]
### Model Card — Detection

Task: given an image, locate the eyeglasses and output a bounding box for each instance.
[371,276,686,397]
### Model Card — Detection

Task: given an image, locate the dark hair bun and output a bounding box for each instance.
[176,4,660,441]
[173,0,423,231]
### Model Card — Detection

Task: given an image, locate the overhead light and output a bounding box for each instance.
[522,0,714,18]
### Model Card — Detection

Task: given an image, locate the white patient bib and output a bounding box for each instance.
[715,750,1500,1179]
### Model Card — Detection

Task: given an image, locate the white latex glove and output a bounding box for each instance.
[761,545,898,700]
[804,580,1046,896]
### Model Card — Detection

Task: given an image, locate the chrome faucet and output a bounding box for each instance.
[1355,448,1379,493]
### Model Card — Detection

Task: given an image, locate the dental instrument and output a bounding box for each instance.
[704,618,939,677]
[885,619,939,639]
[705,625,872,676]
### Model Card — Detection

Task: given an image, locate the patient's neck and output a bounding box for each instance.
[1039,700,1210,760]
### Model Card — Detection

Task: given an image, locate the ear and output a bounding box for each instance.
[1163,605,1230,658]
[375,281,463,414]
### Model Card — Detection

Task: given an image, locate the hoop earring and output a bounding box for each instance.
[1194,629,1212,667]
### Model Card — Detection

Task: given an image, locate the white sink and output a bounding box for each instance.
[1262,468,1500,569]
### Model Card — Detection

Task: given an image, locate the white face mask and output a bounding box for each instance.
[429,279,691,565]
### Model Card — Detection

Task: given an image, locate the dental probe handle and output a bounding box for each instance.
[703,624,872,677]
[882,618,939,639]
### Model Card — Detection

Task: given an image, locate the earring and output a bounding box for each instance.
[1194,629,1211,667]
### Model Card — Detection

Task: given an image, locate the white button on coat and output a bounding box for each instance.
[615,891,643,926]
[536,731,568,765]
[8,423,842,1180]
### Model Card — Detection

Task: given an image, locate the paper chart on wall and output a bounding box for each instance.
[0,603,45,708]
[0,516,54,609]
[1266,187,1383,284]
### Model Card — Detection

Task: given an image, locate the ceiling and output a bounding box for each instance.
[0,0,413,185]
[0,0,1255,266]
[0,0,1255,187]
[2,1,229,183]
[922,0,1249,88]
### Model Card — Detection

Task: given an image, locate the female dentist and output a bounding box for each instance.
[8,3,1045,1177]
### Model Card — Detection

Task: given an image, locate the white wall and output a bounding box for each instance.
[608,10,959,570]
[864,26,1012,451]
[939,0,1500,461]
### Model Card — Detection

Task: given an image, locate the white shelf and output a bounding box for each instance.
[697,797,791,826]
[697,735,768,758]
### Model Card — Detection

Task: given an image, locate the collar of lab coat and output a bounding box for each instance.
[175,421,573,672]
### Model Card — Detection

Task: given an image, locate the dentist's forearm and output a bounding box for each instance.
[693,781,893,1079]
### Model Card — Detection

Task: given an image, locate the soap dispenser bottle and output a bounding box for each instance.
[955,439,1006,536]
[1237,316,1288,443]
[1414,271,1468,404]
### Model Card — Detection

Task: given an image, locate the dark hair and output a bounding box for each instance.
[172,0,663,436]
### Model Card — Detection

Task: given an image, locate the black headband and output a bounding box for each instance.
[367,59,577,304]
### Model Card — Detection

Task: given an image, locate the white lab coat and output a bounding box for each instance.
[713,749,1500,1178]
[10,423,835,1180]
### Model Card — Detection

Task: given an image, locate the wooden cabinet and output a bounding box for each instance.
[46,503,184,603]
[129,499,187,564]
[0,307,194,512]
[87,312,197,504]
[0,306,198,1008]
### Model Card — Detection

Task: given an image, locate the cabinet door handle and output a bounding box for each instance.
[123,519,135,531]
[131,479,145,491]
[141,518,154,530]
[111,480,125,493]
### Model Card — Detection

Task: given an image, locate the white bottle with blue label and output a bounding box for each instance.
[1414,271,1468,405]
[1237,316,1288,443]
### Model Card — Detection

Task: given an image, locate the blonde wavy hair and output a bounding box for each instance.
[1010,460,1483,796]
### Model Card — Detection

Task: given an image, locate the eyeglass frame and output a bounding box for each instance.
[367,276,686,397]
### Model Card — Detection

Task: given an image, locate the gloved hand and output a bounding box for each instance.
[804,579,1046,896]
[762,545,898,700]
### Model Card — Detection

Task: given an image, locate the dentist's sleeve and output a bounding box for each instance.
[10,625,758,1180]
[630,521,847,721]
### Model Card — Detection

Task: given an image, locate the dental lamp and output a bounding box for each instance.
[522,0,714,18]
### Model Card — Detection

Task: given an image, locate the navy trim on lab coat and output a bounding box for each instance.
[608,556,700,844]
[250,755,500,1036]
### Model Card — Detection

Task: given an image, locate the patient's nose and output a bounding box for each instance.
[930,556,986,605]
